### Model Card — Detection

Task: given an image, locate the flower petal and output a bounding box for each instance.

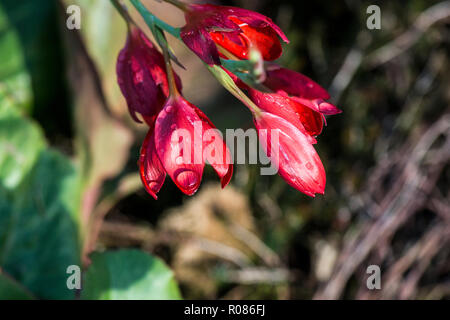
[181,4,288,64]
[116,27,182,122]
[181,27,221,66]
[254,112,326,197]
[139,127,166,200]
[265,66,330,100]
[181,4,241,65]
[211,16,283,60]
[117,43,159,122]
[262,66,342,115]
[290,97,342,115]
[155,97,205,196]
[223,7,289,43]
[248,89,322,141]
[193,106,233,188]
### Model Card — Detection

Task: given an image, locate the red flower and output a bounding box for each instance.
[263,66,342,115]
[116,25,182,124]
[254,112,326,197]
[248,89,324,139]
[140,95,233,198]
[223,65,339,196]
[180,4,289,65]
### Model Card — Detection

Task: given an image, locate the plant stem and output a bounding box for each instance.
[130,0,181,38]
[161,34,180,98]
[111,0,134,26]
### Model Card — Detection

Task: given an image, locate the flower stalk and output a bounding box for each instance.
[161,29,181,98]
[111,0,134,26]
[129,0,181,39]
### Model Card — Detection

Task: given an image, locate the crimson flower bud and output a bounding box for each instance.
[223,66,339,196]
[263,66,342,115]
[140,95,233,198]
[180,4,289,65]
[254,112,326,197]
[116,25,182,124]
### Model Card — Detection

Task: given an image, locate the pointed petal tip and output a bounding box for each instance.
[318,101,342,115]
[140,177,162,200]
[255,112,327,200]
[297,186,325,198]
[139,128,166,200]
[140,177,163,200]
[149,191,158,200]
[278,32,289,43]
[173,169,203,196]
[181,185,200,196]
[220,164,234,188]
[315,187,326,197]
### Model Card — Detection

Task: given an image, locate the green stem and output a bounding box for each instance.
[207,65,262,118]
[160,32,180,98]
[129,0,181,38]
[111,0,134,26]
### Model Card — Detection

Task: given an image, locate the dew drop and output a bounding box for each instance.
[148,181,159,192]
[165,105,174,113]
[175,170,199,191]
[305,162,313,170]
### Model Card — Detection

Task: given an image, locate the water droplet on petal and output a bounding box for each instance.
[148,181,159,192]
[305,162,313,170]
[175,170,199,193]
[165,105,174,113]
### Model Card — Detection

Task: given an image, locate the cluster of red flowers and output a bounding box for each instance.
[116,2,341,199]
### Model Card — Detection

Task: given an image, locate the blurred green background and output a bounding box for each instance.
[0,0,448,300]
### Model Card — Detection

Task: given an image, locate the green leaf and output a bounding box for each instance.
[0,114,82,299]
[0,5,33,115]
[0,1,87,300]
[207,65,262,117]
[82,250,182,300]
[0,150,82,299]
[0,115,46,190]
[0,272,34,300]
[1,0,72,139]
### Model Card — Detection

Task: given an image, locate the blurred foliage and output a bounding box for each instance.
[1,0,72,145]
[82,250,181,299]
[0,82,82,299]
[0,0,179,300]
